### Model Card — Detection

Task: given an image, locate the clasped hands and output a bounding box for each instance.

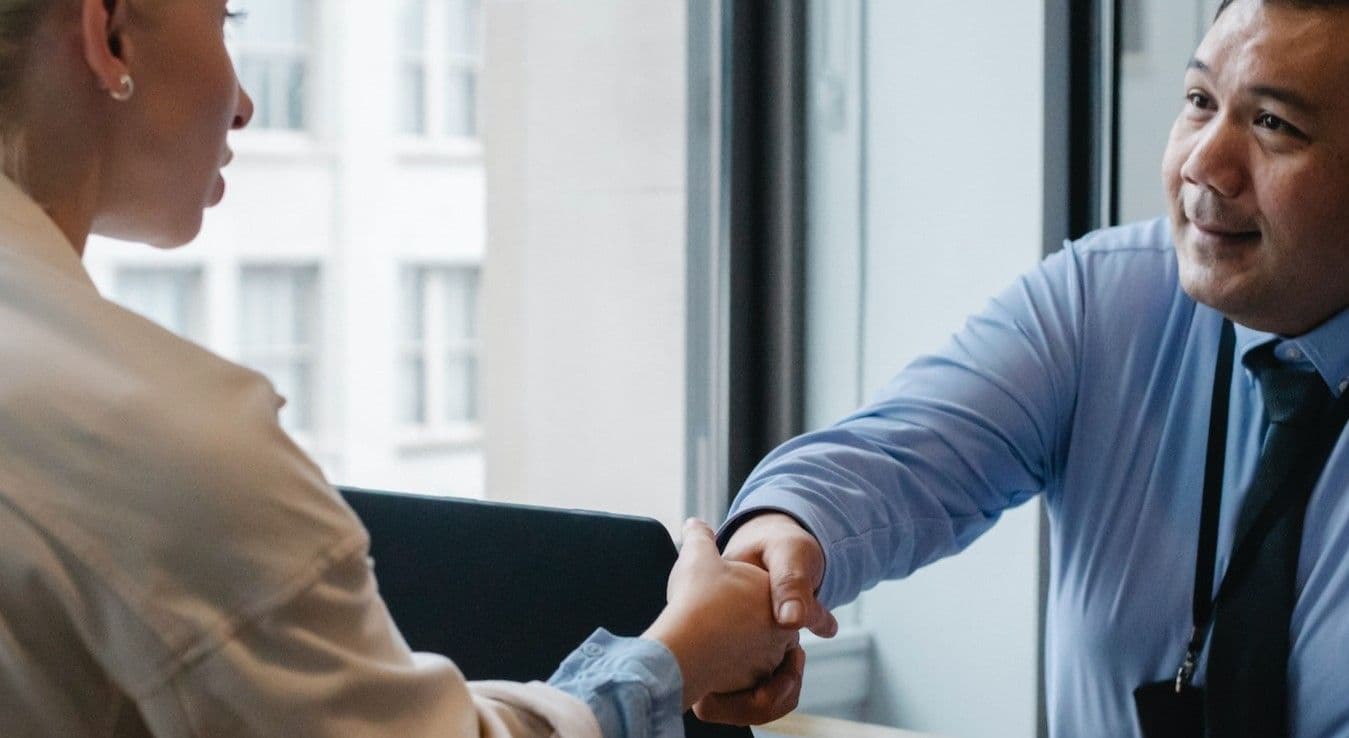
[642,513,838,725]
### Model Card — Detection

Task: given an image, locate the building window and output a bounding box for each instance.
[398,0,481,138]
[238,266,321,432]
[399,266,480,431]
[230,0,314,131]
[114,267,205,342]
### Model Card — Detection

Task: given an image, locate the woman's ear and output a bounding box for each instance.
[78,0,129,95]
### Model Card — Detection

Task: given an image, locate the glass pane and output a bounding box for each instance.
[800,0,1047,731]
[114,268,202,340]
[442,268,476,340]
[232,0,308,47]
[463,270,479,339]
[444,354,476,422]
[400,268,427,342]
[230,0,310,131]
[238,266,319,430]
[444,69,476,137]
[284,61,307,130]
[237,270,277,346]
[1116,0,1222,222]
[240,267,305,347]
[447,0,480,58]
[398,64,427,135]
[86,0,690,515]
[237,57,272,126]
[398,355,427,425]
[280,359,314,431]
[400,0,427,53]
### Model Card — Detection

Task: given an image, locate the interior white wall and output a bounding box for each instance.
[481,0,687,529]
[853,2,1046,736]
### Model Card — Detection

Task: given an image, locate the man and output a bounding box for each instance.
[695,0,1349,735]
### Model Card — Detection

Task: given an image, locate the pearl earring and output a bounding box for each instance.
[109,74,135,102]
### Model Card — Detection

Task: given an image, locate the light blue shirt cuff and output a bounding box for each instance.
[547,628,685,738]
[720,493,845,608]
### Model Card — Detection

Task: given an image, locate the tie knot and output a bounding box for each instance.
[1247,345,1331,427]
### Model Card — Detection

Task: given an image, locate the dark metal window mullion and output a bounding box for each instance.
[724,0,808,498]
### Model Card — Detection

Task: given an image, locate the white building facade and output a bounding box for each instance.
[85,0,489,498]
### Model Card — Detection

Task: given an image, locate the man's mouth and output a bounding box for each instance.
[1188,219,1260,241]
[1185,222,1261,256]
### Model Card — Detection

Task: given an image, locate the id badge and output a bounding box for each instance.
[1133,680,1205,738]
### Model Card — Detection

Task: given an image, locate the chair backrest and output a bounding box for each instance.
[339,486,751,738]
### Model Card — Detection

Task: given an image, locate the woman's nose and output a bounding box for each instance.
[233,84,255,130]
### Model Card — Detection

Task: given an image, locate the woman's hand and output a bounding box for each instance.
[642,519,800,713]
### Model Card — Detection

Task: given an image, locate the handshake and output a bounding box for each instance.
[641,513,840,726]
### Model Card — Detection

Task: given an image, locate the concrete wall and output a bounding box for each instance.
[481,0,688,528]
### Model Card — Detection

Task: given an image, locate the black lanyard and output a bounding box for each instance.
[1175,319,1349,691]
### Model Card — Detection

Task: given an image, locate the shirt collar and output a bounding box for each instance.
[0,173,96,290]
[1233,306,1349,398]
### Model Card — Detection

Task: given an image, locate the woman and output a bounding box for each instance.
[0,1,800,736]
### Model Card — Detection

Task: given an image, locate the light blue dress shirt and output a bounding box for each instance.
[726,218,1349,737]
[548,629,685,738]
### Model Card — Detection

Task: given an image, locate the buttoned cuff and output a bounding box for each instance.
[719,491,842,607]
[547,628,685,738]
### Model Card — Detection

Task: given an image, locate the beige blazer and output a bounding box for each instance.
[0,174,600,738]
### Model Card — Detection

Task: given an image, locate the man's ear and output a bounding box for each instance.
[78,0,129,94]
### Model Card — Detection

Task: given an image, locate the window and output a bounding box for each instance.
[1117,0,1221,222]
[238,266,320,433]
[229,0,313,131]
[113,267,205,342]
[87,0,685,516]
[398,0,481,138]
[802,1,1047,733]
[398,266,480,434]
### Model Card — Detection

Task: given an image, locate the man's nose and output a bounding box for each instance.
[1179,117,1247,199]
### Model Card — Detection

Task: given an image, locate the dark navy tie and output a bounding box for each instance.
[1205,346,1332,738]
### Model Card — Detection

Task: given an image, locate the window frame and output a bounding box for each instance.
[112,265,208,343]
[236,263,324,438]
[396,263,483,450]
[396,0,483,150]
[228,0,319,136]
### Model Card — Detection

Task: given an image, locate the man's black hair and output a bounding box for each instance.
[1216,0,1349,18]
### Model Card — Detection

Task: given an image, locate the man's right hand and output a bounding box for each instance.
[722,512,838,637]
[692,512,838,726]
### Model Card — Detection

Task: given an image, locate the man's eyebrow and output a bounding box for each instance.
[1184,57,1317,113]
[1248,84,1316,113]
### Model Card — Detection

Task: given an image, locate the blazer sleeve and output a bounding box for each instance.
[134,548,603,738]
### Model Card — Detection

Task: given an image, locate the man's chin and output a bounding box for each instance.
[1177,262,1254,316]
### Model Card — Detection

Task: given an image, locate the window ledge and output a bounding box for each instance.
[395,137,484,165]
[796,628,872,718]
[396,426,484,454]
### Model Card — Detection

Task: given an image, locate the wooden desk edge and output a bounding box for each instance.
[759,713,948,738]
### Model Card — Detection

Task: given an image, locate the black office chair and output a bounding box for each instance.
[339,486,751,738]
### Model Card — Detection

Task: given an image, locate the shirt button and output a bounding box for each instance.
[581,643,604,658]
[1281,345,1304,361]
[1340,379,1348,395]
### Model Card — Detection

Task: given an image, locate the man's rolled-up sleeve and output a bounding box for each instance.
[724,243,1086,609]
